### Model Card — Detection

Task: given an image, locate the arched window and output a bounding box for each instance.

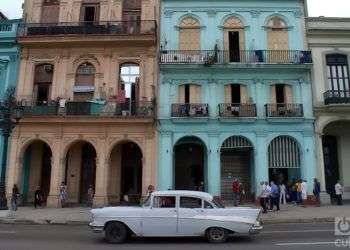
[223,17,245,62]
[326,54,349,93]
[34,64,54,105]
[41,0,60,23]
[74,63,96,101]
[179,17,201,51]
[267,16,289,50]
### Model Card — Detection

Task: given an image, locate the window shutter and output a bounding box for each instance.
[268,30,289,50]
[240,85,248,103]
[190,85,201,103]
[224,84,232,103]
[270,85,276,103]
[179,29,200,50]
[178,85,185,103]
[284,85,293,104]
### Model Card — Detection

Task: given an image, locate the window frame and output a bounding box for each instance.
[179,196,203,209]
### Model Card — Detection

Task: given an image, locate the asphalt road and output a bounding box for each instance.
[0,222,347,250]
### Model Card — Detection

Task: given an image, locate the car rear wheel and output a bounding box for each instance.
[206,227,228,243]
[105,222,128,244]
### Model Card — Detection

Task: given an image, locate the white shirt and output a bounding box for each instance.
[335,183,343,195]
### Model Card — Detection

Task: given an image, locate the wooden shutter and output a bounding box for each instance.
[270,85,276,103]
[178,85,185,103]
[224,85,232,103]
[284,85,293,104]
[240,85,248,103]
[268,30,289,50]
[179,29,200,50]
[190,85,201,103]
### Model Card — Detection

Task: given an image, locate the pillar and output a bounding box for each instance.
[158,132,173,190]
[6,134,20,204]
[93,139,109,207]
[142,134,155,196]
[301,135,317,194]
[208,134,220,196]
[255,134,269,196]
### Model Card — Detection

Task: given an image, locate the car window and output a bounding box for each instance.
[180,197,202,208]
[204,201,214,209]
[153,196,176,208]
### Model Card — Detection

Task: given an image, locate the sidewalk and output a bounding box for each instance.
[0,204,349,225]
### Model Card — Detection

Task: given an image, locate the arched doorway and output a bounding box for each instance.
[174,137,206,191]
[220,136,254,203]
[21,140,52,204]
[108,141,143,204]
[322,121,350,197]
[65,141,96,204]
[268,136,301,185]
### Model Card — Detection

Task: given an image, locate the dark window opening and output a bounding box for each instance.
[276,84,285,103]
[185,85,190,103]
[322,135,340,196]
[326,54,349,94]
[229,31,240,62]
[84,6,96,22]
[37,84,50,105]
[231,84,241,103]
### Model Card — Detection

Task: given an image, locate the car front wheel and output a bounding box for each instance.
[206,227,228,243]
[105,222,128,244]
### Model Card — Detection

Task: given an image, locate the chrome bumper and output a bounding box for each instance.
[89,222,104,233]
[249,225,263,235]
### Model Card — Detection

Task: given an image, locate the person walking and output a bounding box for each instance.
[147,184,155,197]
[11,184,20,211]
[59,182,68,208]
[232,178,240,206]
[260,181,269,213]
[313,178,321,204]
[295,180,302,205]
[34,186,43,208]
[279,183,287,205]
[335,180,343,206]
[269,181,280,211]
[87,185,94,208]
[301,180,308,202]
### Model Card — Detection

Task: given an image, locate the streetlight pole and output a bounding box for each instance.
[0,88,20,210]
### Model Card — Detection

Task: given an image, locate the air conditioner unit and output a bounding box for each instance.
[44,65,53,73]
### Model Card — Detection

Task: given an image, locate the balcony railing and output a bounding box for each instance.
[171,103,209,118]
[18,100,154,118]
[324,90,350,105]
[160,50,312,64]
[265,104,304,118]
[18,20,156,37]
[219,103,257,118]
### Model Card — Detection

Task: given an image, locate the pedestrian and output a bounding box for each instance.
[279,183,287,205]
[301,180,308,202]
[87,185,94,208]
[232,178,240,206]
[269,181,280,211]
[34,186,43,208]
[11,184,20,211]
[295,180,302,205]
[147,184,155,197]
[335,180,343,206]
[265,181,271,207]
[313,178,321,204]
[260,181,269,213]
[59,182,68,208]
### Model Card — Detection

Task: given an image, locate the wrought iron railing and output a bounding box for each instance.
[171,103,209,118]
[324,90,350,105]
[18,100,155,118]
[265,104,304,118]
[219,103,257,117]
[0,22,13,32]
[160,50,312,64]
[18,20,157,37]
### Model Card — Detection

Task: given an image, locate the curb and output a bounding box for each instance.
[262,217,334,225]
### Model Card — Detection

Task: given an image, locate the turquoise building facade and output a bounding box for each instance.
[0,18,21,178]
[158,0,316,201]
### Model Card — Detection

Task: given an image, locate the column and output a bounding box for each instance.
[158,132,173,191]
[5,134,20,204]
[255,80,266,118]
[315,132,330,204]
[93,138,109,207]
[255,134,269,196]
[208,134,220,196]
[142,134,155,196]
[301,135,317,195]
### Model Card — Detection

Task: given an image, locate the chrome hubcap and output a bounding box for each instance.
[210,228,224,240]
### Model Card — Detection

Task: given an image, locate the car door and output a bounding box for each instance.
[141,195,178,236]
[178,196,207,236]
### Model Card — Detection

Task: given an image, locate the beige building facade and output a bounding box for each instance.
[6,0,159,207]
[307,17,350,203]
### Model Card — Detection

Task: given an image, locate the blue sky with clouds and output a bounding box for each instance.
[0,0,350,19]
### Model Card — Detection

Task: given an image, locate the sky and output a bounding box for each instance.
[0,0,350,19]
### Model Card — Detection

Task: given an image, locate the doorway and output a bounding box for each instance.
[229,31,240,62]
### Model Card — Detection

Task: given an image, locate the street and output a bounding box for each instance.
[0,222,344,250]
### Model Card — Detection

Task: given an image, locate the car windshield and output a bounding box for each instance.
[212,197,225,208]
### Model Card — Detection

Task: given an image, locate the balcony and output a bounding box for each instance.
[160,50,312,64]
[17,21,157,45]
[324,90,350,105]
[171,103,209,118]
[219,103,257,118]
[265,104,304,118]
[18,100,155,118]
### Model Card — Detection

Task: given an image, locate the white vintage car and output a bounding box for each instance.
[89,190,262,243]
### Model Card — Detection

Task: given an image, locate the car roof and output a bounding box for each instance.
[152,190,213,200]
